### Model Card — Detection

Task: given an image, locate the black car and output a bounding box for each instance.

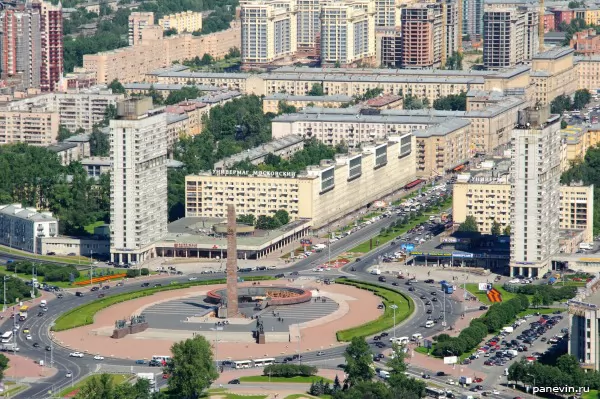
[102,285,110,290]
[436,371,446,376]
[420,295,427,299]
[141,283,150,287]
[422,374,431,379]
[149,360,162,367]
[75,292,84,297]
[432,297,438,302]
[425,279,435,284]
[408,287,415,292]
[45,346,51,351]
[90,286,100,292]
[229,379,241,385]
[431,292,437,296]
[38,312,44,317]
[392,282,399,286]
[275,274,285,278]
[380,332,389,337]
[33,342,40,348]
[426,309,432,314]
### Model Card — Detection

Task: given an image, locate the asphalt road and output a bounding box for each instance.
[0,183,454,398]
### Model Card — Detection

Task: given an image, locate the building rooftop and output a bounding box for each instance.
[47,142,79,152]
[413,118,470,137]
[264,93,353,102]
[455,157,512,184]
[0,204,57,222]
[533,47,574,60]
[123,83,223,92]
[80,156,110,166]
[215,135,304,168]
[166,113,189,125]
[194,91,242,104]
[272,111,451,125]
[364,94,403,107]
[65,133,91,143]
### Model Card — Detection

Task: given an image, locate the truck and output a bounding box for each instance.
[502,326,514,334]
[459,376,472,385]
[2,343,19,352]
[40,299,47,308]
[370,268,381,275]
[580,242,594,250]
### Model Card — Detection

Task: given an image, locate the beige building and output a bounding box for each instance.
[374,0,402,27]
[0,88,124,133]
[262,93,353,113]
[158,11,203,33]
[215,135,305,169]
[128,12,154,46]
[415,119,470,178]
[185,137,415,228]
[240,0,298,67]
[320,0,376,66]
[296,0,320,51]
[452,160,594,244]
[530,47,578,105]
[83,24,242,85]
[47,142,85,165]
[0,110,58,145]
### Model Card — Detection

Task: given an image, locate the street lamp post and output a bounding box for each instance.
[390,304,398,339]
[2,276,7,313]
[211,326,223,371]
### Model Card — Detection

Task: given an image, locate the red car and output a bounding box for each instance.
[162,373,170,379]
[474,377,483,383]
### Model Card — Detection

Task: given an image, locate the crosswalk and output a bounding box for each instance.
[141,296,213,317]
[257,298,339,322]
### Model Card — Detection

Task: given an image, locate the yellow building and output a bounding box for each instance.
[561,125,588,165]
[0,111,59,146]
[185,137,415,228]
[452,161,594,243]
[262,93,353,113]
[158,11,203,33]
[585,8,600,26]
[414,119,470,178]
[530,47,578,105]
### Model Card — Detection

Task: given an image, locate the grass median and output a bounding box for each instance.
[335,279,414,342]
[58,374,131,398]
[52,276,274,332]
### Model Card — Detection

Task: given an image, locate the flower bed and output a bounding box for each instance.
[74,273,127,286]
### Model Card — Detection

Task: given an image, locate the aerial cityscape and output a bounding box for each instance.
[1,0,600,398]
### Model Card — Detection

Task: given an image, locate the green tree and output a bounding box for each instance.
[532,291,543,308]
[308,83,324,96]
[103,104,118,125]
[561,119,568,129]
[108,78,126,94]
[343,337,374,386]
[75,373,116,399]
[433,92,467,111]
[164,27,178,36]
[491,220,502,236]
[403,94,427,110]
[458,216,479,233]
[550,94,573,115]
[90,126,110,156]
[57,125,75,141]
[237,214,256,225]
[333,381,391,399]
[166,335,218,399]
[445,51,464,70]
[274,209,290,225]
[503,225,511,236]
[164,86,202,105]
[277,101,298,114]
[573,89,592,110]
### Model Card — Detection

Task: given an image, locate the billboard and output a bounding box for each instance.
[478,283,491,291]
[444,356,458,365]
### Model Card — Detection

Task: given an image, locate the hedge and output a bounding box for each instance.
[52,276,274,332]
[263,364,317,377]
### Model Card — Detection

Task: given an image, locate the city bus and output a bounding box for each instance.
[233,360,252,369]
[253,358,275,367]
[425,387,445,399]
[151,355,170,365]
[1,331,13,343]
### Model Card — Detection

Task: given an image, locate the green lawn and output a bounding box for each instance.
[0,265,130,288]
[208,395,266,399]
[349,197,452,254]
[335,279,414,341]
[84,220,106,235]
[464,283,519,305]
[582,390,598,399]
[0,245,91,265]
[516,307,564,318]
[58,374,130,397]
[0,382,26,397]
[52,276,275,331]
[239,376,333,384]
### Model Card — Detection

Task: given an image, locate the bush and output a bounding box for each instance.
[263,364,317,378]
[6,261,80,282]
[125,269,137,278]
[141,268,150,276]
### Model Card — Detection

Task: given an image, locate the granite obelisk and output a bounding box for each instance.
[226,204,239,316]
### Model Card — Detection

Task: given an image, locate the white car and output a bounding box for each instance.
[94,355,104,360]
[66,372,72,378]
[492,390,500,395]
[25,335,32,340]
[447,379,456,385]
[69,352,84,358]
[188,277,197,281]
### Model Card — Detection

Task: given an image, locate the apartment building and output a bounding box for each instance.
[185,137,415,228]
[400,3,443,68]
[374,0,402,27]
[214,135,305,169]
[296,0,320,51]
[530,47,577,107]
[463,0,484,41]
[1,88,124,133]
[262,93,353,113]
[414,119,470,179]
[570,29,600,56]
[453,160,594,243]
[0,6,41,89]
[483,5,538,70]
[377,26,402,68]
[240,0,298,67]
[36,0,63,92]
[510,107,561,278]
[442,0,460,65]
[320,0,376,66]
[158,11,203,33]
[569,296,600,372]
[0,204,58,254]
[128,12,154,46]
[110,98,168,264]
[0,110,58,145]
[83,25,241,84]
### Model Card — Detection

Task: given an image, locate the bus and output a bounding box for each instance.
[233,360,252,369]
[1,332,13,343]
[18,305,28,321]
[253,358,275,367]
[151,355,170,365]
[425,387,445,399]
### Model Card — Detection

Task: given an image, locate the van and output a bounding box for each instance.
[425,320,435,328]
[75,292,84,297]
[379,370,390,379]
[411,333,423,341]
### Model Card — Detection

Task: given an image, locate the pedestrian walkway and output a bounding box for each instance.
[141,296,212,317]
[257,299,339,323]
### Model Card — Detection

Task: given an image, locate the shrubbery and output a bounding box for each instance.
[503,283,577,302]
[432,295,529,357]
[263,364,317,377]
[6,261,80,282]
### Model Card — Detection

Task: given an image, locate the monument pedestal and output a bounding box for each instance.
[111,322,149,339]
[257,332,266,344]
